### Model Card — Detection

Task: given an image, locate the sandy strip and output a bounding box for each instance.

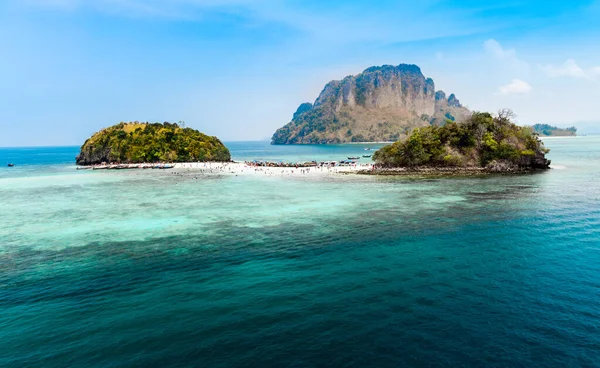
[172,161,375,176]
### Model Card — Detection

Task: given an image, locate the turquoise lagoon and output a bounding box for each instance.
[1,138,600,367]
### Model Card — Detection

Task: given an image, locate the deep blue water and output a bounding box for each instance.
[1,138,600,367]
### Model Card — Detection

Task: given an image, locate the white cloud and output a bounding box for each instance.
[540,59,588,79]
[483,39,529,72]
[498,79,532,95]
[484,39,516,59]
[540,59,600,81]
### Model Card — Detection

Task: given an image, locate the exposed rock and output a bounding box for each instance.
[272,64,471,144]
[485,160,519,172]
[447,94,462,107]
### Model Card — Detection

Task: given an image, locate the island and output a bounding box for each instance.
[366,110,550,175]
[271,64,471,144]
[76,122,231,165]
[531,124,577,137]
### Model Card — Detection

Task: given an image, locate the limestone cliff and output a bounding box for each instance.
[272,64,471,144]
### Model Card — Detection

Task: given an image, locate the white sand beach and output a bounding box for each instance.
[172,161,374,176]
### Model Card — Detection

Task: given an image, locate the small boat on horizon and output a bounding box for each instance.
[365,148,372,151]
[347,156,360,160]
[362,154,372,158]
[7,163,15,167]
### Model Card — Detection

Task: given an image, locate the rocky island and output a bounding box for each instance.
[531,124,577,137]
[76,122,231,165]
[366,110,550,175]
[272,64,471,144]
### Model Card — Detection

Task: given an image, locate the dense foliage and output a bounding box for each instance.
[373,111,550,169]
[531,124,576,136]
[76,122,231,165]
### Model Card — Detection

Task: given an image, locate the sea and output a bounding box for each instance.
[1,137,599,367]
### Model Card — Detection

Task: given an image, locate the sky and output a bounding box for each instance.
[1,0,600,146]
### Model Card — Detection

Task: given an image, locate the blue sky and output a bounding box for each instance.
[1,0,600,146]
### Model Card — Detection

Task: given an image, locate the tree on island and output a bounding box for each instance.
[76,122,231,165]
[373,109,550,170]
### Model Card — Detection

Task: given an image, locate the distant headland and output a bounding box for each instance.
[76,122,231,165]
[531,124,577,137]
[271,63,471,144]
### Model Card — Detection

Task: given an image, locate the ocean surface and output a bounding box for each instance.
[1,138,600,367]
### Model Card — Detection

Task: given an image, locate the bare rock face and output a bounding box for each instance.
[447,94,462,107]
[272,64,471,144]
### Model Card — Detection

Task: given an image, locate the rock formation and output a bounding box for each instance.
[272,64,471,144]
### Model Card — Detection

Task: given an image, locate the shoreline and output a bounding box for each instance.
[76,161,375,176]
[74,161,551,178]
[357,166,550,177]
[538,135,578,139]
[271,141,394,145]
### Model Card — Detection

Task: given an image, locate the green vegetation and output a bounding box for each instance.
[531,124,576,136]
[76,122,230,165]
[373,110,550,170]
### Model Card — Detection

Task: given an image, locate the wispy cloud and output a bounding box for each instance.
[498,79,532,95]
[483,39,530,72]
[19,0,271,19]
[540,59,600,80]
[484,39,516,59]
[13,0,508,46]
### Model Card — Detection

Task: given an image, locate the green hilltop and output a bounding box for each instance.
[531,124,576,137]
[373,110,550,171]
[76,122,231,165]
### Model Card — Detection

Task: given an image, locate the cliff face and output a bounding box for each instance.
[272,64,471,144]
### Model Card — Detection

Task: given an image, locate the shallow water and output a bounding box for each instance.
[1,138,600,367]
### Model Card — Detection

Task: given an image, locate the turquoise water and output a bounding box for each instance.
[1,138,600,367]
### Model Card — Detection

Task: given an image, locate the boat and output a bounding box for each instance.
[156,164,175,169]
[347,156,360,160]
[365,148,372,151]
[362,154,372,158]
[7,163,15,167]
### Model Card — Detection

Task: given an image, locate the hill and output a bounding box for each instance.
[531,124,576,137]
[76,122,231,165]
[372,110,550,172]
[271,64,471,144]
